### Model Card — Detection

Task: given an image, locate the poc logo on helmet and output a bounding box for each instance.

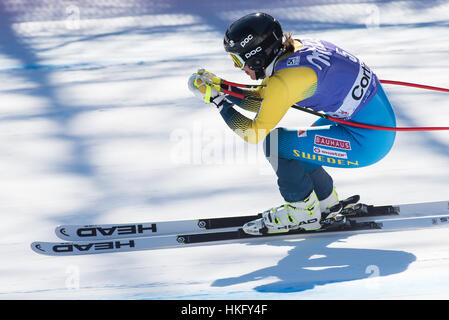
[245,46,262,59]
[240,34,253,47]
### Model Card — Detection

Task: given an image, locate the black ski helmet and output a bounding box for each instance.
[224,12,283,79]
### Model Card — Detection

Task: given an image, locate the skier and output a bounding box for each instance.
[188,12,396,235]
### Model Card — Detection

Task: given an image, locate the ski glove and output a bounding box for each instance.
[188,69,226,107]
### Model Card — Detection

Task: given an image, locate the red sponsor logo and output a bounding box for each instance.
[314,135,351,150]
[297,130,307,137]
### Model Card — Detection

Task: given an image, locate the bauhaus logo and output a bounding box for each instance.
[314,135,351,150]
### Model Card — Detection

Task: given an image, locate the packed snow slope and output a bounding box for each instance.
[0,0,448,299]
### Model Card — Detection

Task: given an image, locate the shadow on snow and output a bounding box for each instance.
[212,233,416,293]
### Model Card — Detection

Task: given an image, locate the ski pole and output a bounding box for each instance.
[379,80,449,93]
[219,82,449,131]
[290,105,449,132]
[222,79,449,93]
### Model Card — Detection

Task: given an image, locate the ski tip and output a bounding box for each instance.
[31,242,49,255]
[55,226,71,239]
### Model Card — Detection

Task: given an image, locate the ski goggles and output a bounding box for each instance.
[229,52,245,69]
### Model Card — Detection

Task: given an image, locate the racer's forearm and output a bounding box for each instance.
[218,99,268,144]
[224,87,262,113]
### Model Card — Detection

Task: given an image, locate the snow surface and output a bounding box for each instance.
[0,0,448,299]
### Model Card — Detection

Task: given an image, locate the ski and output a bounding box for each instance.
[54,195,397,241]
[55,213,261,241]
[31,213,449,256]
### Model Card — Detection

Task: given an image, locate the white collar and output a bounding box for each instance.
[264,49,285,78]
[264,58,276,78]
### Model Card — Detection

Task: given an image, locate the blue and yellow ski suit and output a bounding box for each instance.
[219,39,396,202]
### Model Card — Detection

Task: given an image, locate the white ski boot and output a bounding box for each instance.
[320,188,348,225]
[243,190,322,235]
[319,188,340,215]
